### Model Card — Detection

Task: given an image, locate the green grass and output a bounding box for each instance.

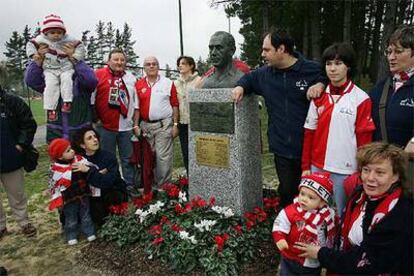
[25,98,46,126]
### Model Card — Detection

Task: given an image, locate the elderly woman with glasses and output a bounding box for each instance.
[295,142,413,275]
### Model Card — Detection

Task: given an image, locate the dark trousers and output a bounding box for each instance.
[178,123,189,173]
[90,189,128,227]
[279,256,321,276]
[274,155,302,208]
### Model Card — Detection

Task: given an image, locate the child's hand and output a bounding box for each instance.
[276,239,289,251]
[72,162,90,173]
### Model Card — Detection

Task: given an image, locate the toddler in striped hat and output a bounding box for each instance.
[26,14,86,120]
[272,172,337,275]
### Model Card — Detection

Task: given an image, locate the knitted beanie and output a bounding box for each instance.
[41,14,66,34]
[299,172,333,203]
[48,138,70,160]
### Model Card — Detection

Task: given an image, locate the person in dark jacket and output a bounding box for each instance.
[72,127,127,226]
[0,85,37,238]
[295,142,413,275]
[232,27,325,208]
[24,43,97,143]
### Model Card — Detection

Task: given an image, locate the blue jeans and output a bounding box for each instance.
[311,165,348,217]
[98,127,135,186]
[62,199,95,241]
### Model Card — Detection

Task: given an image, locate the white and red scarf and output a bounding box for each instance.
[393,68,414,92]
[340,185,402,250]
[292,197,337,247]
[48,155,89,210]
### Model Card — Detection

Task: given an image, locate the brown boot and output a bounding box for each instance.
[21,223,36,237]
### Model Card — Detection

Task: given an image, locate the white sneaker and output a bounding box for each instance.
[68,239,78,245]
[87,235,96,242]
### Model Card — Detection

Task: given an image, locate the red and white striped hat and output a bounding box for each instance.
[299,172,333,203]
[41,14,66,34]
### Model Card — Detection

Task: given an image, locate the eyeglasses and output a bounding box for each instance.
[384,48,408,56]
[144,62,158,67]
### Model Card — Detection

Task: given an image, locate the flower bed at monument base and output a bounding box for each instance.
[78,177,281,275]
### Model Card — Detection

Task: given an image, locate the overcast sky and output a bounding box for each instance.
[0,0,243,68]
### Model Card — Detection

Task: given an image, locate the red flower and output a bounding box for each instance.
[152,237,164,245]
[178,177,188,187]
[108,202,129,215]
[132,197,144,209]
[149,224,162,236]
[168,185,180,198]
[209,196,216,207]
[245,219,255,230]
[254,207,268,222]
[264,197,280,210]
[160,215,170,225]
[233,225,242,234]
[143,192,153,204]
[175,203,185,214]
[214,233,230,252]
[191,196,206,208]
[244,211,257,222]
[171,224,182,232]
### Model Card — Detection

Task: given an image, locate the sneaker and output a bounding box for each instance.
[68,239,78,245]
[61,102,72,113]
[21,223,36,237]
[87,235,96,242]
[0,228,8,240]
[47,110,57,121]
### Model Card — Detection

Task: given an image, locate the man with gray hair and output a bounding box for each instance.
[202,31,245,88]
[134,56,179,190]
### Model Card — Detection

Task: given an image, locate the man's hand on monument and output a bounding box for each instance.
[232,86,244,103]
[306,82,325,100]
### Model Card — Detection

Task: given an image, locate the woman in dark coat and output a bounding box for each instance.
[295,142,413,275]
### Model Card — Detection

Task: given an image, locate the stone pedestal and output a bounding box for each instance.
[188,88,262,215]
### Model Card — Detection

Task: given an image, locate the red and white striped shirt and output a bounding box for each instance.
[135,75,178,121]
[302,81,375,174]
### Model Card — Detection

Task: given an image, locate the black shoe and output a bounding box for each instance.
[0,266,7,276]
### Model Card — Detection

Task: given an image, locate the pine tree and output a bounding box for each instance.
[3,31,25,86]
[21,25,32,66]
[114,29,123,48]
[105,22,115,52]
[95,21,106,63]
[196,56,210,76]
[87,36,100,68]
[121,23,139,67]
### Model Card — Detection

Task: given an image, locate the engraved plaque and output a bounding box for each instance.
[190,102,234,134]
[195,135,230,168]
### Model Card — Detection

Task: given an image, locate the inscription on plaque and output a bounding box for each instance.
[190,102,234,134]
[195,135,230,168]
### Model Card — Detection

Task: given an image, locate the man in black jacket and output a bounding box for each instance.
[0,85,37,238]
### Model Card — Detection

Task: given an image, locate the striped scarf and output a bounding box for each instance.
[292,197,337,247]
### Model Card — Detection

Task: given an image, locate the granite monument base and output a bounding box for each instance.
[188,88,262,215]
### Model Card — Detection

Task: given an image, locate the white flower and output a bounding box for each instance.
[148,201,165,214]
[138,210,149,223]
[179,230,189,239]
[223,208,234,218]
[194,219,217,232]
[178,191,187,203]
[179,230,197,244]
[212,205,234,218]
[189,236,198,245]
[135,208,143,215]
